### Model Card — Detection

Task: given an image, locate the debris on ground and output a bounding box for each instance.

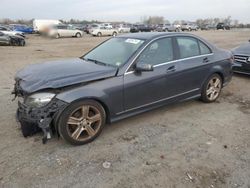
[102,161,111,169]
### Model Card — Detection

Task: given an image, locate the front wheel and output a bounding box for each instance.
[76,32,81,38]
[201,74,222,103]
[112,32,117,37]
[58,100,106,145]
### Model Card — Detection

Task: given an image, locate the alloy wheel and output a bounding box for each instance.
[206,76,222,101]
[66,105,102,141]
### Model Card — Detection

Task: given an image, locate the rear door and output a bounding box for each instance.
[174,36,214,91]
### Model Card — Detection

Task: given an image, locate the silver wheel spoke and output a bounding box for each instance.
[85,125,95,136]
[214,79,220,87]
[206,87,213,95]
[68,117,81,125]
[88,114,101,123]
[72,126,84,140]
[82,106,89,118]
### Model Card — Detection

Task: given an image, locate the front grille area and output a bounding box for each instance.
[234,55,250,64]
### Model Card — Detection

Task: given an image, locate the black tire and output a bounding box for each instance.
[19,40,25,46]
[97,32,102,37]
[55,33,60,39]
[201,74,222,103]
[76,32,81,38]
[58,99,106,145]
[112,32,117,37]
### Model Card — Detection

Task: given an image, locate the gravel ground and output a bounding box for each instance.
[0,30,249,188]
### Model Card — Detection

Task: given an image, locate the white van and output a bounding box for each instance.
[33,19,62,33]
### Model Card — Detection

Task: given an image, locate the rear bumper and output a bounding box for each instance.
[16,99,68,143]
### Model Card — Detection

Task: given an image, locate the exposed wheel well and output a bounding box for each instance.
[214,72,224,84]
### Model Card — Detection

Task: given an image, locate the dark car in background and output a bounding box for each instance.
[13,32,233,145]
[216,23,230,30]
[232,40,250,75]
[0,31,25,46]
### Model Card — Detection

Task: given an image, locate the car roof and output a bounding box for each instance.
[117,32,198,40]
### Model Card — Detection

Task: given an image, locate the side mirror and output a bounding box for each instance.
[135,63,154,72]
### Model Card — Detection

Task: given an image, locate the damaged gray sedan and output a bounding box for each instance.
[13,33,233,145]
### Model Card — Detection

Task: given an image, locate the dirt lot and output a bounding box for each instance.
[0,30,250,188]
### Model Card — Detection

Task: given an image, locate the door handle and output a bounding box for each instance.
[203,57,210,63]
[166,65,176,73]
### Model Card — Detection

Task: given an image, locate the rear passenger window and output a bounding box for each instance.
[177,37,200,58]
[199,41,212,55]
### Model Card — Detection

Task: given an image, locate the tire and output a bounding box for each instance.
[58,100,106,145]
[76,32,81,38]
[55,33,60,39]
[112,32,117,37]
[19,39,25,46]
[97,32,102,37]
[201,74,222,103]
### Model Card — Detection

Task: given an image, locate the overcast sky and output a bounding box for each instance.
[0,0,249,23]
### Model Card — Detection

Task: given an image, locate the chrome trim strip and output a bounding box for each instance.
[125,53,214,75]
[116,88,200,115]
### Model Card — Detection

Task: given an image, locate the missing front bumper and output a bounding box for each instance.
[16,99,68,144]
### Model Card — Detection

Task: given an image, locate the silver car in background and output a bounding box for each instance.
[48,25,83,38]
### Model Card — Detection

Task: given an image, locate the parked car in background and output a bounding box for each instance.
[0,31,25,46]
[10,24,34,34]
[48,25,83,38]
[84,24,99,34]
[0,26,25,37]
[13,32,233,145]
[33,19,62,34]
[117,24,131,33]
[216,23,230,30]
[101,23,113,29]
[156,24,179,32]
[181,23,198,31]
[130,25,140,33]
[232,40,250,75]
[90,26,118,37]
[200,24,215,30]
[137,24,153,32]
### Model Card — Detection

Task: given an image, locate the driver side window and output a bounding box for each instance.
[137,37,174,66]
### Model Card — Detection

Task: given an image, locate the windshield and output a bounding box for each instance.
[82,37,145,67]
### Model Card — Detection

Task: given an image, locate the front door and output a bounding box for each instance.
[123,37,180,110]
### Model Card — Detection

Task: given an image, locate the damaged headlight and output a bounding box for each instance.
[25,92,56,108]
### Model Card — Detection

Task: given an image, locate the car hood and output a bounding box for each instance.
[232,42,250,55]
[15,58,118,93]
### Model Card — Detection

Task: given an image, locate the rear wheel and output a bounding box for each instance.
[58,100,106,145]
[201,74,222,103]
[97,32,102,37]
[112,32,117,37]
[19,39,25,46]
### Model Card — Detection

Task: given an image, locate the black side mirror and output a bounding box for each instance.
[135,63,154,72]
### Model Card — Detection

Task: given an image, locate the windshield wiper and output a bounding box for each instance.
[83,58,115,67]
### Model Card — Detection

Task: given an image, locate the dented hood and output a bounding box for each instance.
[15,58,117,93]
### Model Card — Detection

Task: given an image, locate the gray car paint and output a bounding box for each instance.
[15,58,118,93]
[16,32,233,124]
